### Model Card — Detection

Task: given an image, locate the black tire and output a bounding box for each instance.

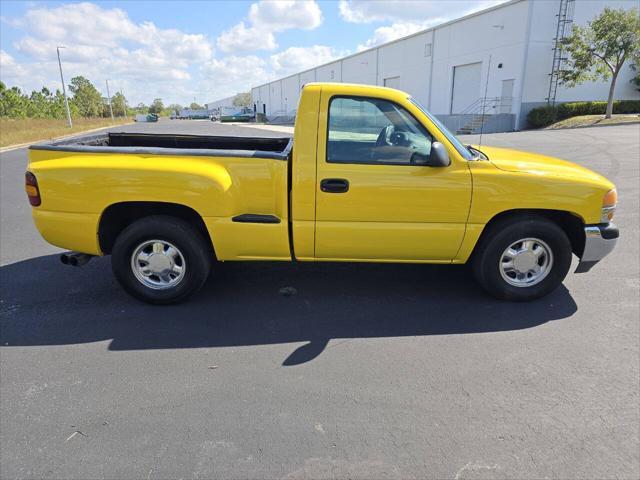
[472,216,572,301]
[111,215,211,304]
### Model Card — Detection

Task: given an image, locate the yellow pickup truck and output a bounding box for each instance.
[26,83,618,304]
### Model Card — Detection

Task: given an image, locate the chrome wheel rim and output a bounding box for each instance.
[131,240,186,290]
[499,237,553,288]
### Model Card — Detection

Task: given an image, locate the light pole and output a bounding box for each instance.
[57,46,72,128]
[105,79,114,120]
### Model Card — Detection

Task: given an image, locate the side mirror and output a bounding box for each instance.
[429,142,450,167]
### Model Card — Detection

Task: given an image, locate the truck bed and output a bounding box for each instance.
[30,132,293,160]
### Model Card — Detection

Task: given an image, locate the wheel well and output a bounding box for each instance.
[98,202,213,255]
[474,209,585,258]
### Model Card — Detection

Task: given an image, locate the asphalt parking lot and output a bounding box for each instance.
[1,120,638,479]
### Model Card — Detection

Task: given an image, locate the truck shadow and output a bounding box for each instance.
[0,254,578,365]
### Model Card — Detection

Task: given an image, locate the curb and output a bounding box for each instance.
[0,122,134,154]
[543,120,640,131]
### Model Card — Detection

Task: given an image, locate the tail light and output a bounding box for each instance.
[25,172,41,206]
[601,188,617,223]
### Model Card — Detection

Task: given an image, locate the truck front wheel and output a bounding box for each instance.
[472,216,572,301]
[111,215,211,304]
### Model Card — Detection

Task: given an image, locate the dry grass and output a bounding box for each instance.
[0,117,132,148]
[545,114,640,130]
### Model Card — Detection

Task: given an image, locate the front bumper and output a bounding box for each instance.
[575,223,619,273]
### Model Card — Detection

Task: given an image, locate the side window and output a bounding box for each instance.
[327,97,433,165]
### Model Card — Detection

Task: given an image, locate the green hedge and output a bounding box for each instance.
[527,100,640,128]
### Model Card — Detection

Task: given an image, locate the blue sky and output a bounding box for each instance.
[0,1,505,105]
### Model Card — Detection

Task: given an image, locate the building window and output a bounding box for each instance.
[383,76,401,89]
[330,70,335,80]
[424,43,432,57]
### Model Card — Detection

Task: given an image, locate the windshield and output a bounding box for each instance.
[409,98,474,160]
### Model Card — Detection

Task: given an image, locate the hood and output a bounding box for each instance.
[476,146,612,185]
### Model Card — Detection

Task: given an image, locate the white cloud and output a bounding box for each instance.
[249,0,322,31]
[270,45,342,76]
[19,2,137,47]
[0,1,338,105]
[339,0,506,24]
[200,55,270,99]
[0,50,27,80]
[1,2,215,104]
[13,3,213,66]
[216,22,277,53]
[217,0,322,53]
[198,45,342,101]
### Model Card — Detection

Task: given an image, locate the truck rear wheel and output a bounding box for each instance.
[472,216,572,301]
[111,215,211,304]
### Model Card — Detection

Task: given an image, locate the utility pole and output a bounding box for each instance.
[105,79,114,120]
[57,46,72,128]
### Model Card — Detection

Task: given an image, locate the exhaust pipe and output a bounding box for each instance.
[60,251,95,267]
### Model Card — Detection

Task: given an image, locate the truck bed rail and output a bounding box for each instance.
[30,132,293,161]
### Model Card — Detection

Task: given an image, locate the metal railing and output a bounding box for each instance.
[454,96,513,134]
[458,96,512,115]
[266,109,297,124]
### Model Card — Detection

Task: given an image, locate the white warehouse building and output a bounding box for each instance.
[205,95,236,114]
[251,0,639,133]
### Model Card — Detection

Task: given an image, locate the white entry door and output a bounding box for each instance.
[451,62,482,114]
[500,79,514,113]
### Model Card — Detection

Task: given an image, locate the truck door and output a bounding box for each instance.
[314,94,472,262]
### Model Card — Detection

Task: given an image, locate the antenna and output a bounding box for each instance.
[479,54,492,147]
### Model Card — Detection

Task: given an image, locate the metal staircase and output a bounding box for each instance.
[267,109,297,124]
[455,97,513,134]
[547,0,575,106]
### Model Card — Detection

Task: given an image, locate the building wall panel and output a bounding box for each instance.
[281,75,300,115]
[316,61,342,83]
[299,70,317,89]
[378,31,433,107]
[342,50,377,85]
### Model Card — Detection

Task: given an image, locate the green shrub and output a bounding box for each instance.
[527,100,640,128]
[526,105,557,128]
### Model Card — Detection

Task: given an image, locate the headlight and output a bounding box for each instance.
[601,188,617,223]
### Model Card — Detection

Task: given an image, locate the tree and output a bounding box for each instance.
[631,64,640,91]
[111,92,128,117]
[232,92,252,107]
[166,103,183,115]
[559,7,640,118]
[68,76,103,117]
[0,83,28,118]
[630,49,640,91]
[52,89,78,118]
[189,102,204,110]
[148,98,164,114]
[135,103,148,114]
[26,87,53,118]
